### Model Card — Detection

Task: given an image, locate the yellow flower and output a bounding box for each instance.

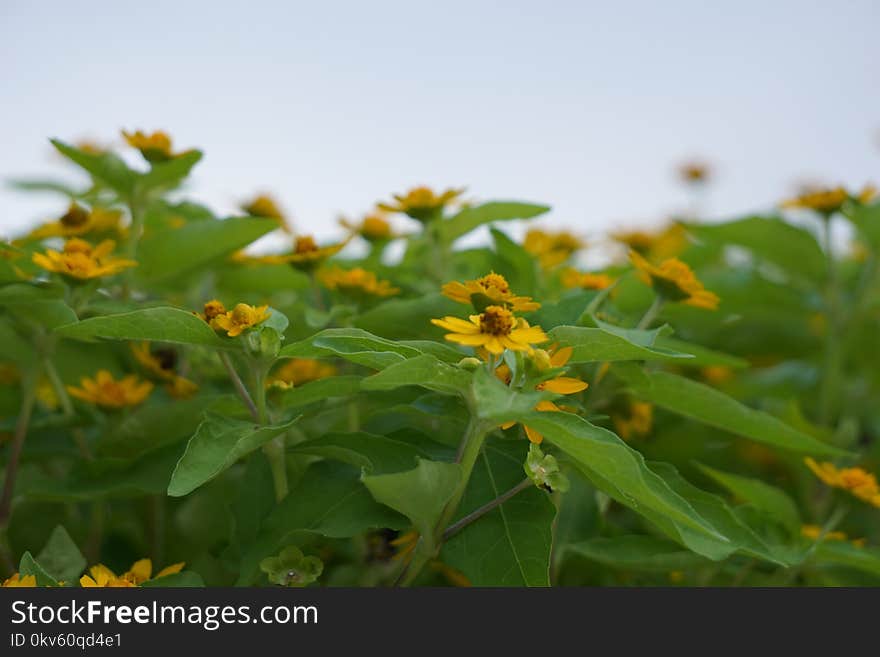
[378,186,465,222]
[79,560,185,587]
[701,366,733,385]
[74,140,106,155]
[611,223,687,259]
[804,458,880,508]
[67,370,153,408]
[196,299,227,323]
[28,204,125,240]
[131,343,198,399]
[318,267,400,297]
[679,160,711,184]
[269,358,337,388]
[431,305,548,355]
[32,238,137,280]
[800,524,849,542]
[613,401,653,441]
[249,235,347,270]
[121,129,182,163]
[441,272,539,312]
[560,268,615,290]
[339,212,396,243]
[781,184,876,215]
[241,194,290,233]
[211,303,271,337]
[2,573,37,587]
[630,251,719,310]
[499,345,588,444]
[523,229,584,268]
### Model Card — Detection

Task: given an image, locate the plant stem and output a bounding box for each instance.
[219,352,259,422]
[43,356,92,460]
[818,217,841,426]
[0,373,38,526]
[636,295,665,330]
[442,478,532,541]
[253,364,288,502]
[781,502,849,586]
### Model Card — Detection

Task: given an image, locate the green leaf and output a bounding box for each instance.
[141,571,205,587]
[136,150,202,194]
[35,526,86,584]
[135,217,278,283]
[7,299,78,330]
[647,462,791,565]
[362,458,461,543]
[525,291,595,328]
[549,326,693,363]
[654,337,749,369]
[440,201,550,243]
[50,139,137,196]
[18,551,60,587]
[846,202,880,249]
[688,215,827,282]
[168,414,299,497]
[814,541,880,577]
[566,535,711,572]
[614,367,847,457]
[361,354,472,395]
[491,228,538,296]
[469,366,550,425]
[280,328,423,369]
[289,431,428,474]
[276,376,361,409]
[56,307,232,349]
[237,462,407,585]
[355,294,460,340]
[442,443,555,586]
[696,463,802,534]
[511,411,725,542]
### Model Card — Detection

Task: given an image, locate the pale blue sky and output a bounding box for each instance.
[1,0,878,244]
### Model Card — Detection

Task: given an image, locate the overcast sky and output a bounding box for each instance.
[1,0,878,244]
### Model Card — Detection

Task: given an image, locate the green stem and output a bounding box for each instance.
[219,352,259,422]
[442,477,531,541]
[150,495,165,566]
[43,356,92,460]
[254,365,288,502]
[636,295,665,330]
[0,373,39,526]
[818,217,841,426]
[780,502,849,585]
[398,417,490,587]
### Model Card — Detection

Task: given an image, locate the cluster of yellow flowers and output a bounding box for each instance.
[32,238,136,281]
[197,300,271,338]
[805,458,880,508]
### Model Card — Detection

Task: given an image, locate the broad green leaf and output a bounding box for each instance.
[18,551,60,587]
[398,340,465,362]
[362,458,461,542]
[50,139,136,196]
[441,201,550,243]
[361,354,472,395]
[141,571,205,587]
[276,376,361,410]
[846,202,880,249]
[136,150,202,194]
[0,321,34,365]
[697,463,801,533]
[233,454,276,550]
[470,366,549,424]
[814,541,880,577]
[510,411,724,542]
[525,291,595,328]
[491,228,538,296]
[289,431,427,474]
[280,328,422,369]
[566,535,711,572]
[168,414,299,496]
[35,525,86,584]
[654,336,749,369]
[648,462,792,565]
[56,307,232,349]
[614,366,847,457]
[688,215,827,282]
[136,217,277,282]
[355,294,460,340]
[237,462,407,585]
[442,443,555,586]
[550,326,693,363]
[7,178,80,197]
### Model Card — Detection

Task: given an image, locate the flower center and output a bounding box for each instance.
[362,216,390,238]
[479,306,515,336]
[203,300,226,321]
[294,235,318,254]
[61,206,89,228]
[63,239,94,255]
[478,273,510,294]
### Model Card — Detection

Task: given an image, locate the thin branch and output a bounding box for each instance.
[0,375,38,525]
[219,352,259,422]
[442,478,532,542]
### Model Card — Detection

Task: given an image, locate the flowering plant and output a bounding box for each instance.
[1,135,878,587]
